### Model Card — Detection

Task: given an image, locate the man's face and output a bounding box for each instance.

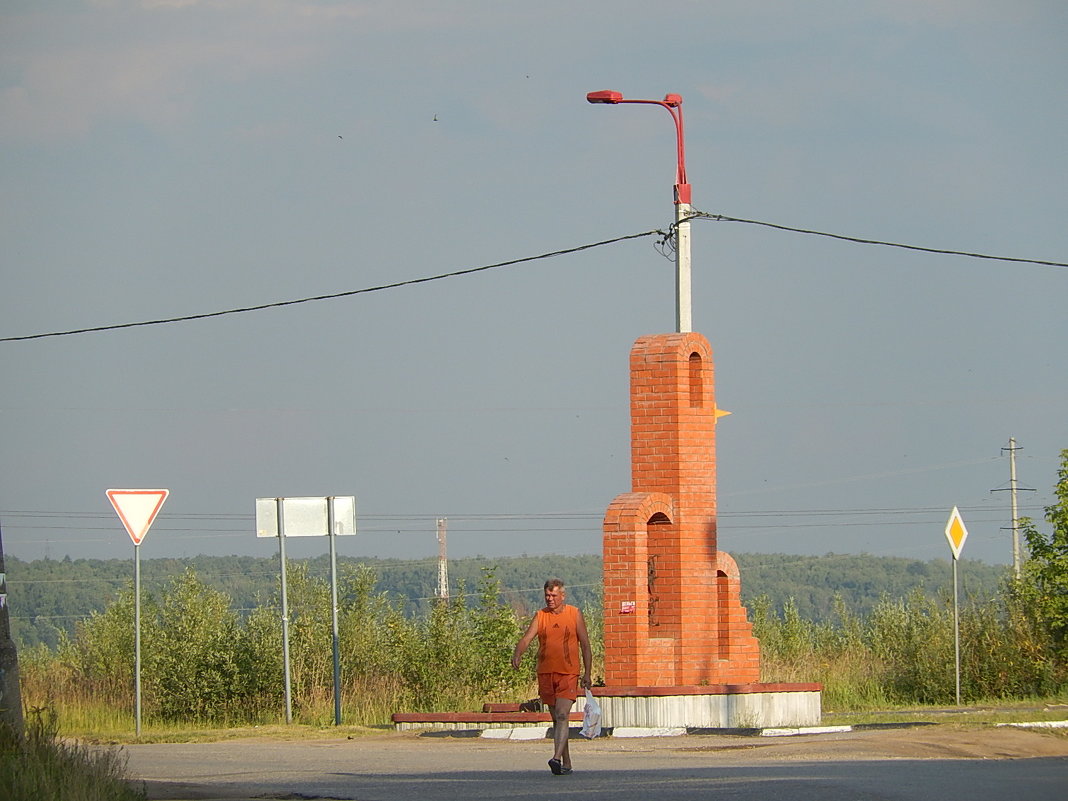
[544,585,565,611]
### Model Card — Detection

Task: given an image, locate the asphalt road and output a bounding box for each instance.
[123,727,1068,801]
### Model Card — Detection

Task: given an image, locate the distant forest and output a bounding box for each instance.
[5,551,1009,649]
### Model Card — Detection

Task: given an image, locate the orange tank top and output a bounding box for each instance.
[536,604,580,675]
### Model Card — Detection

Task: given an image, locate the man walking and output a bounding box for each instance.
[512,578,593,775]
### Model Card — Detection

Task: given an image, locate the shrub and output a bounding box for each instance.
[148,570,242,721]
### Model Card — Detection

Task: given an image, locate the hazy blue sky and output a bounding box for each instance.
[2,0,1066,570]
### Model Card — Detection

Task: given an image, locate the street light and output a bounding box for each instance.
[587,90,693,333]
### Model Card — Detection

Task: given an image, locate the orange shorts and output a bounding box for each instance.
[538,672,579,705]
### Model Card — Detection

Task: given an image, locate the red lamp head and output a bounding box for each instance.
[586,90,623,104]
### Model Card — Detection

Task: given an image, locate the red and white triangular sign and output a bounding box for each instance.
[106,489,169,545]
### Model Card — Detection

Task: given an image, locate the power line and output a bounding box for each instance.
[685,211,1068,268]
[0,230,660,343]
[1,503,1047,549]
[3,501,1046,523]
[3,213,1064,343]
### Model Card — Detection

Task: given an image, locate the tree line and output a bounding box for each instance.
[7,550,1004,650]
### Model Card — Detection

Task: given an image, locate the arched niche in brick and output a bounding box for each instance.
[688,351,703,408]
[647,511,671,632]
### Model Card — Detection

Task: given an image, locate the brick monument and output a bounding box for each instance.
[596,331,820,729]
[603,331,760,685]
[389,330,820,734]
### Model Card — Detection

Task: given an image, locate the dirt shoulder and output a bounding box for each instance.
[672,724,1068,761]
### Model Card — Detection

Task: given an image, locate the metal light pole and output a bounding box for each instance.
[587,90,693,333]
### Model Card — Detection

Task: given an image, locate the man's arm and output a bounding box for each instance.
[511,615,539,669]
[575,608,593,689]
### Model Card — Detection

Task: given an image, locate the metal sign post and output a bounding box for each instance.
[945,507,969,707]
[275,500,293,724]
[106,489,169,736]
[952,555,960,706]
[257,496,355,725]
[135,541,142,732]
[328,498,342,726]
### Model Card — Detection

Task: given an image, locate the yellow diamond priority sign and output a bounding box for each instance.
[944,506,969,561]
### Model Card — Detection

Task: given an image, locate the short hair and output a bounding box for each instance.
[544,578,565,591]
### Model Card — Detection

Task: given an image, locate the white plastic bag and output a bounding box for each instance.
[580,688,601,739]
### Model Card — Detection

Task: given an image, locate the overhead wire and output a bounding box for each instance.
[1,501,1047,550]
[0,229,661,343]
[678,211,1068,268]
[2,213,1064,343]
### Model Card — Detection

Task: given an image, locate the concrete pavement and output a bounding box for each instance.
[123,726,1068,801]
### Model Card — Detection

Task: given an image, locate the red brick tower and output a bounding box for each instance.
[602,332,760,686]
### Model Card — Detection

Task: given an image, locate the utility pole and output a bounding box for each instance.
[993,438,1036,580]
[1009,438,1021,579]
[436,518,449,601]
[0,524,24,735]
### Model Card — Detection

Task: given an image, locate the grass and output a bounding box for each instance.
[33,688,1068,745]
[84,723,394,746]
[29,701,136,741]
[24,650,1068,744]
[35,695,403,744]
[759,646,1068,729]
[823,697,1068,727]
[21,662,528,741]
[19,575,1068,744]
[0,710,144,801]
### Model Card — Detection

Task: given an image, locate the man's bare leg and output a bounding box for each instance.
[552,697,573,768]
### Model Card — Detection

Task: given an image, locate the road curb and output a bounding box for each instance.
[457,718,1061,740]
[462,720,946,740]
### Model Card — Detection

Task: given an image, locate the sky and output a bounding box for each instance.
[2,0,1066,572]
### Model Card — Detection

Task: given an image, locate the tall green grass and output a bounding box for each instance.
[20,564,538,735]
[753,589,1067,711]
[17,564,1067,737]
[0,709,144,801]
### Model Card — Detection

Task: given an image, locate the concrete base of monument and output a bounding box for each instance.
[594,683,822,730]
[390,683,821,733]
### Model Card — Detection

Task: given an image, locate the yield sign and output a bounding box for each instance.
[944,506,969,561]
[107,489,169,545]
